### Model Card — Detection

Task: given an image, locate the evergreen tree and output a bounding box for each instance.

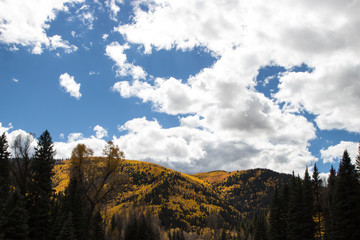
[253,212,269,240]
[355,143,360,179]
[312,164,323,240]
[287,174,303,240]
[0,132,10,205]
[302,167,315,239]
[57,213,76,240]
[62,177,86,240]
[92,211,105,240]
[3,191,30,240]
[333,150,360,240]
[28,130,55,239]
[269,187,286,240]
[324,166,336,240]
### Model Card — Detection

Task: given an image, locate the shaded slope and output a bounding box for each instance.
[213,168,292,217]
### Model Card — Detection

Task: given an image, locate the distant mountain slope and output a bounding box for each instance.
[53,159,291,230]
[214,168,292,216]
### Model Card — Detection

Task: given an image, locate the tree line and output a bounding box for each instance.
[269,148,360,240]
[1,129,359,239]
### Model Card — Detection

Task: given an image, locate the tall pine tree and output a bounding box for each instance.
[0,132,10,205]
[3,191,30,240]
[269,187,286,240]
[324,166,336,240]
[312,164,323,240]
[333,150,360,240]
[92,211,105,240]
[302,167,315,239]
[28,130,55,240]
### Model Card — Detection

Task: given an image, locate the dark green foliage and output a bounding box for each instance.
[269,187,286,240]
[0,133,10,205]
[312,164,323,240]
[323,165,336,240]
[92,211,105,240]
[124,213,160,240]
[286,174,303,240]
[28,130,55,239]
[3,191,30,240]
[219,169,292,217]
[333,150,360,240]
[62,177,86,240]
[302,167,315,239]
[57,213,77,240]
[253,212,269,240]
[31,130,55,194]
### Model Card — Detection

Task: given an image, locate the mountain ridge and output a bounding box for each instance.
[53,158,291,231]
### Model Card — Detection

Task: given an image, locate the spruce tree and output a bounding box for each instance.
[3,191,30,240]
[287,173,303,240]
[312,164,323,240]
[355,143,360,179]
[333,150,360,240]
[0,132,10,205]
[28,130,55,239]
[269,187,286,240]
[92,211,105,240]
[302,167,315,239]
[324,165,336,240]
[57,213,76,240]
[62,177,86,240]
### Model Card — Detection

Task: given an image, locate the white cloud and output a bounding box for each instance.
[49,35,78,53]
[67,132,83,142]
[0,0,83,54]
[89,71,99,75]
[321,141,359,164]
[105,0,123,21]
[0,122,13,134]
[115,0,360,133]
[59,133,65,139]
[11,78,19,83]
[55,134,107,159]
[107,0,360,172]
[75,4,95,30]
[105,42,147,80]
[111,117,315,174]
[102,33,109,40]
[94,125,108,139]
[59,73,82,99]
[9,45,19,51]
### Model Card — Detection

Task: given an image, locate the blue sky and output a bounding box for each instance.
[1,0,359,175]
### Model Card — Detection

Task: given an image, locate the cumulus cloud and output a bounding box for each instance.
[321,141,359,164]
[11,78,19,83]
[115,0,360,132]
[107,0,360,172]
[0,0,82,54]
[105,42,147,80]
[49,35,78,53]
[59,73,82,99]
[94,125,108,139]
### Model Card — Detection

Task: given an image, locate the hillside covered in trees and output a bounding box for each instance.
[1,130,360,240]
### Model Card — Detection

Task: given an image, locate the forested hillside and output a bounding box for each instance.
[1,130,360,240]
